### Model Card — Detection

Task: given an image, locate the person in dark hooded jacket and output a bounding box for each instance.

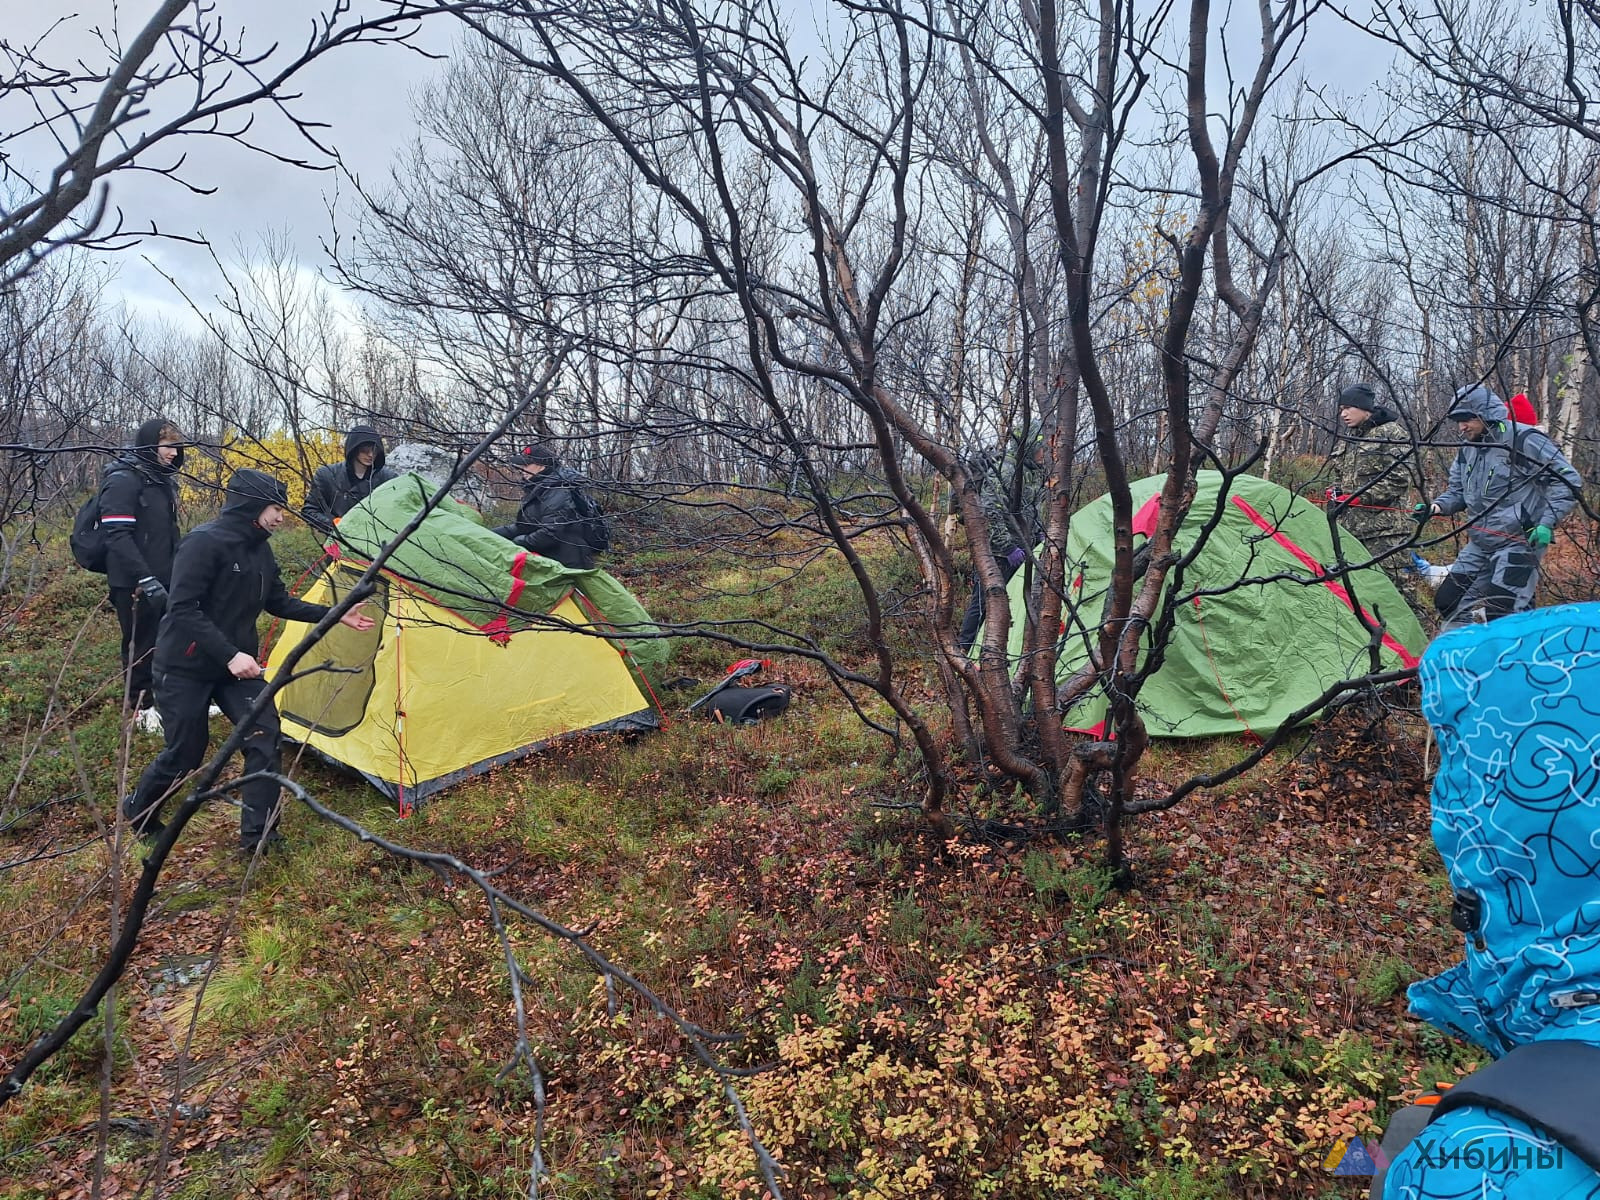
[1416,384,1583,630]
[490,443,601,570]
[98,417,185,717]
[304,424,397,533]
[122,469,374,853]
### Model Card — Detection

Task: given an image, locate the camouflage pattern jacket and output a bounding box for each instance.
[1329,407,1414,511]
[958,434,1044,560]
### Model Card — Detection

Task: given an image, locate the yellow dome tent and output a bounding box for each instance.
[266,474,665,813]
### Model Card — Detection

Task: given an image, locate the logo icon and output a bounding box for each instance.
[1324,1136,1386,1176]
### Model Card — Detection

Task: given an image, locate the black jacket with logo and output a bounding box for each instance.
[98,417,184,589]
[155,469,329,680]
[305,424,398,532]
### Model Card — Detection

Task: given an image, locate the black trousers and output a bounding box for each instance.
[108,587,162,710]
[124,670,285,843]
[958,555,1022,651]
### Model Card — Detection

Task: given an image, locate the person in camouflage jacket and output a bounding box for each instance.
[1327,383,1418,587]
[956,424,1045,651]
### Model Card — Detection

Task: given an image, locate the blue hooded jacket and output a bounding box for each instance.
[1383,604,1600,1197]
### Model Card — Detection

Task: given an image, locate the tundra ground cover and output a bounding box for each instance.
[1,524,1470,1198]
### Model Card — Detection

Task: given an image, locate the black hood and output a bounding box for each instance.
[131,416,184,475]
[1359,405,1399,430]
[344,424,387,472]
[222,468,288,523]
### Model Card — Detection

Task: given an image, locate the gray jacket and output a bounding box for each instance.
[1433,386,1583,550]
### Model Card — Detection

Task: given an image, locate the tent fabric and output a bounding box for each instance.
[994,471,1426,738]
[267,473,665,809]
[326,473,669,681]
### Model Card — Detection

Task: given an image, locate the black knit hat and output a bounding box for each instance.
[1337,383,1377,413]
[516,443,561,468]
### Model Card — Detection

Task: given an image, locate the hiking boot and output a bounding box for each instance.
[122,798,165,841]
[238,831,288,857]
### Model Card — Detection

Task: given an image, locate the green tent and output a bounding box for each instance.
[994,471,1425,738]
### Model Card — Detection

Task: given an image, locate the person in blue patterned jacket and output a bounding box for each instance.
[1377,604,1600,1198]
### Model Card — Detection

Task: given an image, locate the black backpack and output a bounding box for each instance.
[1369,1039,1600,1195]
[706,684,793,725]
[68,467,130,572]
[571,485,611,554]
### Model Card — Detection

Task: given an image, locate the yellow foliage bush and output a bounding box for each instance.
[570,882,1391,1200]
[179,430,343,518]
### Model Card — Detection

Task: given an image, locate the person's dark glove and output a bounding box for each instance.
[136,576,168,614]
[1412,502,1434,525]
[1005,546,1026,570]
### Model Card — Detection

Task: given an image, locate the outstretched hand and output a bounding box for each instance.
[340,605,376,632]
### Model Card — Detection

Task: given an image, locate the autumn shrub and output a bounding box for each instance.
[179,428,342,516]
[557,847,1402,1199]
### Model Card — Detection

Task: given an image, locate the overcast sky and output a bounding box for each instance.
[6,1,1394,331]
[6,0,455,328]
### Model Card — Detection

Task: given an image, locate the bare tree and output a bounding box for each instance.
[0,0,487,285]
[1346,0,1600,474]
[328,0,1340,881]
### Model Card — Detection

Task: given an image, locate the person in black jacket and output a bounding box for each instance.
[303,423,397,533]
[99,417,184,718]
[122,469,374,853]
[491,443,600,570]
